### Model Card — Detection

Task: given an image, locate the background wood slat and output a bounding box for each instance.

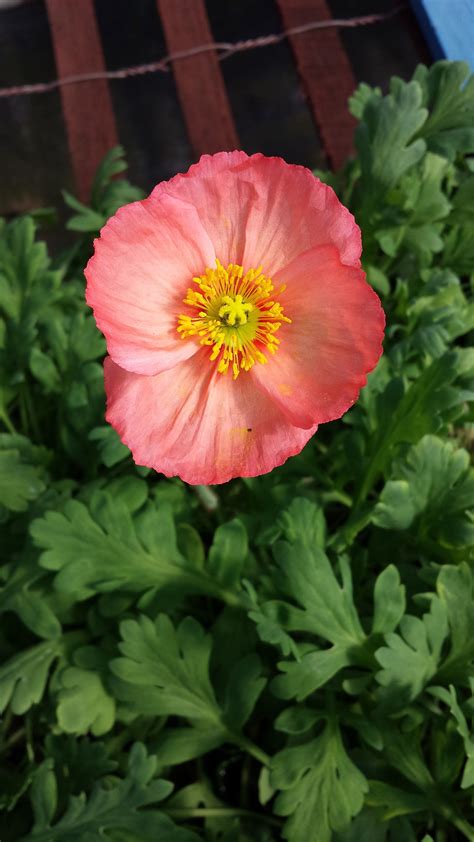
[276,0,357,169]
[45,0,118,201]
[156,0,239,157]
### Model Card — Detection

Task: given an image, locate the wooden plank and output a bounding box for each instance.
[45,0,118,201]
[410,0,474,68]
[276,0,356,170]
[156,0,238,157]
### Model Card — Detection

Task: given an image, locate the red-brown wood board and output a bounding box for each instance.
[156,0,239,157]
[276,0,357,169]
[45,0,118,201]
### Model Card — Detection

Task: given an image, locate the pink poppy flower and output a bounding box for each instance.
[85,152,384,485]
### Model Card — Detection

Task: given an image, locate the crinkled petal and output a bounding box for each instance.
[85,194,215,375]
[104,352,317,485]
[250,246,385,428]
[153,152,361,274]
[151,152,258,268]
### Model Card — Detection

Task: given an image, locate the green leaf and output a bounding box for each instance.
[0,447,45,512]
[88,426,130,467]
[450,173,474,224]
[55,667,116,736]
[405,269,473,357]
[352,350,474,506]
[91,146,145,213]
[111,614,265,759]
[334,811,415,842]
[366,265,390,296]
[415,61,474,158]
[111,615,222,722]
[372,435,474,553]
[378,726,435,792]
[207,518,248,587]
[275,705,321,735]
[0,216,65,389]
[271,719,368,842]
[436,563,474,681]
[176,523,205,568]
[90,146,129,204]
[153,727,225,767]
[356,78,427,206]
[372,565,406,635]
[278,496,326,547]
[223,653,266,730]
[63,148,145,236]
[22,743,200,841]
[375,597,448,707]
[246,585,300,659]
[0,558,60,639]
[405,153,451,224]
[272,537,365,648]
[29,347,60,391]
[429,685,474,788]
[0,640,62,714]
[374,152,452,267]
[254,505,405,700]
[30,492,226,602]
[366,781,429,820]
[30,760,57,831]
[267,535,366,699]
[62,191,106,231]
[273,645,353,701]
[44,735,117,797]
[165,780,233,842]
[348,82,381,119]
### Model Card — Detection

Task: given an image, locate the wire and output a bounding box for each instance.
[0,5,406,99]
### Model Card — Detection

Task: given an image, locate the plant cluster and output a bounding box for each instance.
[0,61,473,841]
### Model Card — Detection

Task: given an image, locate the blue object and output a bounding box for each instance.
[410,0,474,69]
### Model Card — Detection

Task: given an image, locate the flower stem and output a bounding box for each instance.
[192,484,219,512]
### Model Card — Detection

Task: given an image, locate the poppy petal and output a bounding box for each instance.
[250,245,385,427]
[152,152,361,274]
[104,352,317,485]
[85,194,215,375]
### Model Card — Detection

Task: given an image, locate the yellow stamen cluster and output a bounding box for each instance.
[177,260,290,379]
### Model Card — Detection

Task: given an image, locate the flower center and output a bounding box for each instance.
[177,260,290,379]
[219,293,253,326]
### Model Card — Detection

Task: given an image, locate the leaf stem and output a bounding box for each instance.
[164,806,281,828]
[439,804,474,841]
[0,727,25,755]
[25,714,34,762]
[22,383,41,442]
[449,814,474,841]
[196,573,250,612]
[232,734,271,767]
[19,388,29,435]
[0,408,16,434]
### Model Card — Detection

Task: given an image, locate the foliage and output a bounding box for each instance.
[0,62,473,842]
